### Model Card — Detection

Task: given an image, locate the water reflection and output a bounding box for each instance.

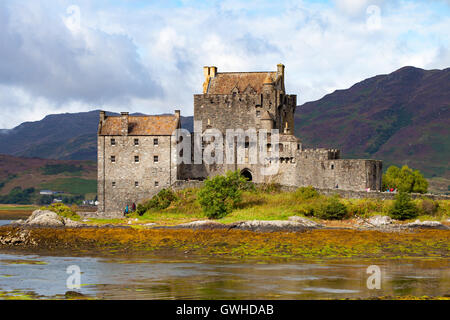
[0,253,448,299]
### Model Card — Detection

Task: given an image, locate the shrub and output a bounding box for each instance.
[148,189,178,210]
[382,165,428,193]
[294,186,319,200]
[136,203,147,216]
[43,203,80,221]
[198,171,247,219]
[315,196,348,220]
[418,198,439,216]
[388,192,419,220]
[295,203,316,217]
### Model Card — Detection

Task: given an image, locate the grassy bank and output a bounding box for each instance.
[114,187,450,226]
[0,205,37,220]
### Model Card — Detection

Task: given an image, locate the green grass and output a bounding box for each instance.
[0,205,38,211]
[115,187,450,227]
[39,178,97,195]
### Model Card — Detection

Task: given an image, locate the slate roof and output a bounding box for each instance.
[207,72,277,94]
[99,115,179,136]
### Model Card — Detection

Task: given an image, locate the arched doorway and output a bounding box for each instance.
[241,169,253,181]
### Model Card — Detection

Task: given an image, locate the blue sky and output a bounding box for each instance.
[0,0,449,128]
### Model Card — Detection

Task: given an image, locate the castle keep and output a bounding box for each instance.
[98,64,382,215]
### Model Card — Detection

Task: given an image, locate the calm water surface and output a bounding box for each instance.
[0,220,449,299]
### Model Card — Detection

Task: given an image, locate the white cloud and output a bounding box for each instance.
[0,0,449,128]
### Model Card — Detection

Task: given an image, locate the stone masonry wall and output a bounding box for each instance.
[98,134,178,215]
[295,158,382,191]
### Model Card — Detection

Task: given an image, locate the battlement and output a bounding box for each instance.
[299,148,341,160]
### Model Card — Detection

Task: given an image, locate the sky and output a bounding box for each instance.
[0,0,449,129]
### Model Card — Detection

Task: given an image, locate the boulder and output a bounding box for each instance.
[368,215,393,227]
[18,210,86,227]
[405,220,448,230]
[63,218,84,228]
[288,216,323,228]
[231,220,307,232]
[177,220,224,229]
[25,210,65,227]
[0,229,36,246]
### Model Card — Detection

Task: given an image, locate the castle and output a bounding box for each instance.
[97,64,382,215]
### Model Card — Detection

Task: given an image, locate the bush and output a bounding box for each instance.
[295,203,316,217]
[388,192,419,220]
[315,196,348,220]
[136,203,147,216]
[294,186,319,200]
[382,165,428,193]
[43,203,80,221]
[418,198,439,216]
[198,171,247,219]
[147,189,178,210]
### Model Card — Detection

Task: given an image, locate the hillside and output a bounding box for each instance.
[0,111,194,161]
[295,66,450,180]
[0,154,97,203]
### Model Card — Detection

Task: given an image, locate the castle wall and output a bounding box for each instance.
[295,158,382,191]
[98,134,178,215]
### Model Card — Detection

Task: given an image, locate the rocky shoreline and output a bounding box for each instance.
[6,209,450,233]
[0,209,448,259]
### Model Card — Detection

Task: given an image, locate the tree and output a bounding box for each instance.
[198,171,247,219]
[388,191,419,220]
[382,165,428,193]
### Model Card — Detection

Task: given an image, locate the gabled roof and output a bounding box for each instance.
[99,115,179,136]
[207,72,276,94]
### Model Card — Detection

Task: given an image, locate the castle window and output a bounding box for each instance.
[267,144,272,152]
[110,156,116,163]
[134,138,139,146]
[112,181,116,187]
[331,164,334,170]
[111,138,116,146]
[256,110,261,117]
[154,156,159,163]
[278,143,284,152]
[134,156,139,163]
[155,181,159,187]
[297,144,301,150]
[135,181,139,187]
[154,138,159,146]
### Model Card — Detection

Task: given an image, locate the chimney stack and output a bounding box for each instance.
[100,110,106,123]
[277,63,285,78]
[210,66,217,78]
[120,112,129,136]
